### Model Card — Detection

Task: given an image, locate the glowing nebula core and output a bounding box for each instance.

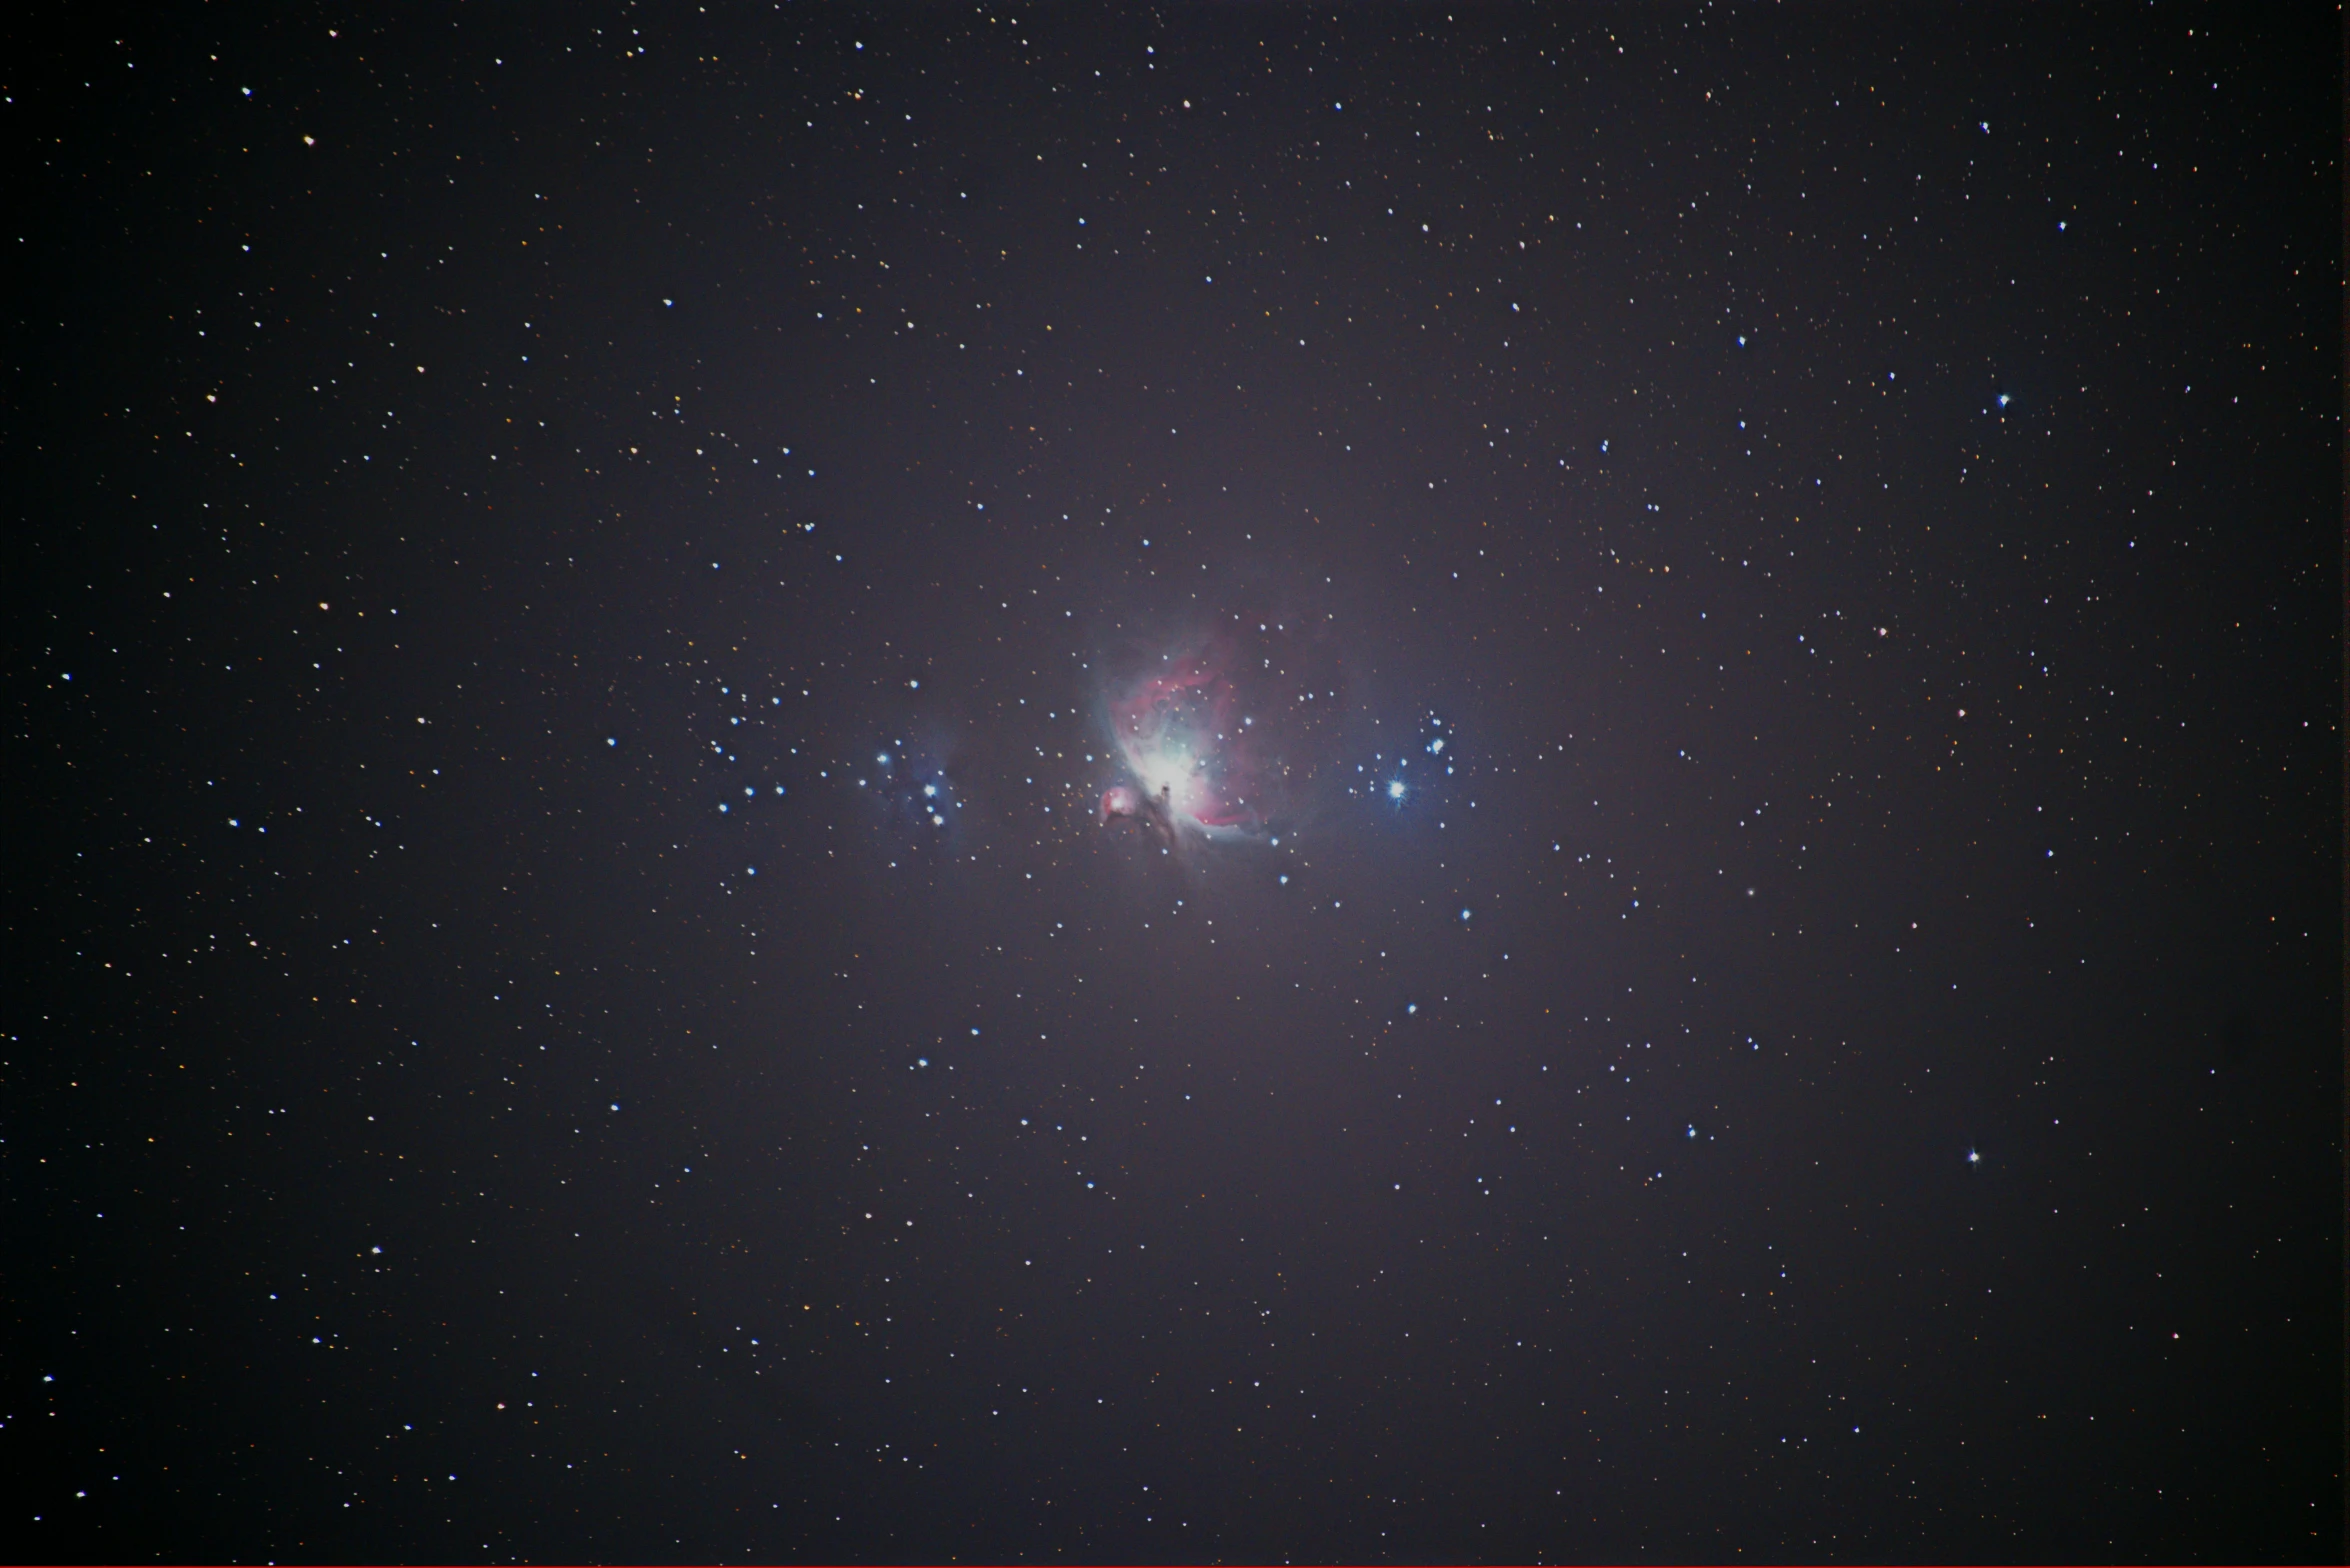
[1107,650,1256,833]
[1098,622,1345,842]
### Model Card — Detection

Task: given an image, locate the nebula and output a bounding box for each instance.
[1105,649,1256,834]
[1097,620,1345,843]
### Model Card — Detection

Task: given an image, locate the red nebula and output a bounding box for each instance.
[1099,784,1143,824]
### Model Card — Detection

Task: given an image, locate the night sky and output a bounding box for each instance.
[13,5,2342,1562]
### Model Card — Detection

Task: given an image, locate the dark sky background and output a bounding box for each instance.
[11,4,2341,1562]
